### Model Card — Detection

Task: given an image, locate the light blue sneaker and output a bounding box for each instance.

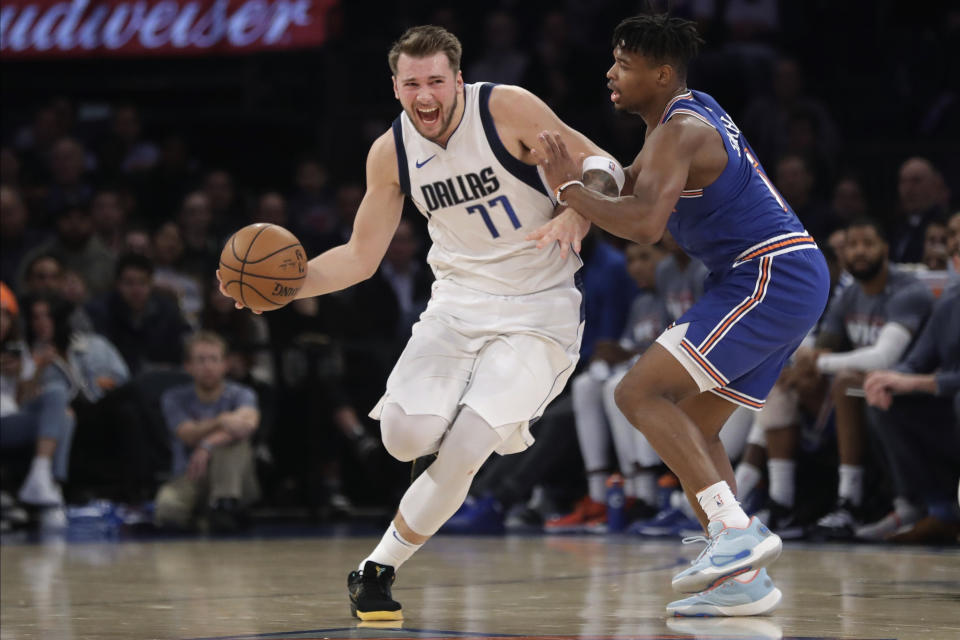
[671,517,782,593]
[667,568,782,616]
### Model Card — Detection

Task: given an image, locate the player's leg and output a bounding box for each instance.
[813,368,867,539]
[614,343,748,527]
[350,312,477,620]
[671,390,741,531]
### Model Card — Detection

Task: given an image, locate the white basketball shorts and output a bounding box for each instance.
[370,277,583,455]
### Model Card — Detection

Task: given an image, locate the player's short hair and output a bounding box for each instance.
[612,13,704,76]
[185,330,228,358]
[847,217,887,241]
[388,25,463,76]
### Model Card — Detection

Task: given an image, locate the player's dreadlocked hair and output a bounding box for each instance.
[612,14,704,76]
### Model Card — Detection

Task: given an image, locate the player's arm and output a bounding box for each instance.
[295,131,405,299]
[491,85,622,196]
[535,116,707,244]
[492,86,622,255]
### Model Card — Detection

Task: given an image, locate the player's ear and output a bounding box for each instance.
[392,76,400,100]
[456,70,464,90]
[657,65,673,87]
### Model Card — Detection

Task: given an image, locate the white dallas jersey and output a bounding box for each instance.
[393,82,581,296]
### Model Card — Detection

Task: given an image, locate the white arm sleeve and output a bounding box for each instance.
[816,322,913,374]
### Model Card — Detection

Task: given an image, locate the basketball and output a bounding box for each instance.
[218,223,307,312]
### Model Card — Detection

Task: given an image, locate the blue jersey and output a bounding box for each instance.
[663,90,810,275]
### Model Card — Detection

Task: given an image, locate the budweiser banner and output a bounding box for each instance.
[0,0,338,58]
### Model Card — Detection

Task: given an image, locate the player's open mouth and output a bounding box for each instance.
[417,106,440,124]
[610,88,621,103]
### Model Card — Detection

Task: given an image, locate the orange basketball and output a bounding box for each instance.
[219,223,307,312]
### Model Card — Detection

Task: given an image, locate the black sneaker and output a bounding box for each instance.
[347,561,403,621]
[755,499,804,540]
[208,498,246,534]
[810,499,862,541]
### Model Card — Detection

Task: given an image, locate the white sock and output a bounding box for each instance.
[28,456,53,481]
[587,472,607,504]
[838,464,864,507]
[362,522,422,571]
[767,459,796,508]
[696,480,750,528]
[734,462,762,500]
[634,470,657,506]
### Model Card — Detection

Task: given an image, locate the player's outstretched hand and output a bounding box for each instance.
[531,131,583,191]
[526,207,591,259]
[216,269,262,315]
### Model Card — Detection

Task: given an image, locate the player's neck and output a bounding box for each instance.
[642,85,689,130]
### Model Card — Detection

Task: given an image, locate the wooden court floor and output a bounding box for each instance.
[1,534,958,640]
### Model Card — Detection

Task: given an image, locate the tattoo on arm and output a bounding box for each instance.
[583,169,620,197]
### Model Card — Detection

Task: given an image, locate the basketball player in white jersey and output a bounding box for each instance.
[218,25,623,620]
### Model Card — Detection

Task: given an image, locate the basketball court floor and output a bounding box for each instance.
[2,532,958,640]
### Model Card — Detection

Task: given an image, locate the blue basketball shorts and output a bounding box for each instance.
[655,244,829,410]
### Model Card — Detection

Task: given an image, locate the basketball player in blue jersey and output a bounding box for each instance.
[219,26,624,621]
[532,14,830,616]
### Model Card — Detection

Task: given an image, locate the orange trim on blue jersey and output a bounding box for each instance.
[679,339,727,386]
[712,387,765,409]
[699,256,772,354]
[738,236,817,263]
[658,91,693,124]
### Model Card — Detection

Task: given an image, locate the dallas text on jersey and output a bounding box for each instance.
[420,167,501,212]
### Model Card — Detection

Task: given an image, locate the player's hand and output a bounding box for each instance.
[216,269,262,315]
[526,207,590,259]
[863,370,912,410]
[531,131,583,191]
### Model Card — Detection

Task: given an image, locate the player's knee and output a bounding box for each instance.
[830,369,862,398]
[613,377,640,417]
[380,403,447,462]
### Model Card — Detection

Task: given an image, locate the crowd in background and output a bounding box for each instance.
[1,1,958,542]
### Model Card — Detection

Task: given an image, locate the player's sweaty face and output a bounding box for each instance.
[394,53,462,143]
[606,47,656,112]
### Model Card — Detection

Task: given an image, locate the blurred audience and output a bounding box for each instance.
[19,202,115,296]
[891,157,949,263]
[86,253,191,374]
[153,222,204,326]
[155,331,260,532]
[0,283,73,528]
[1,186,47,285]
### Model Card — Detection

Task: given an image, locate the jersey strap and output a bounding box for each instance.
[392,115,411,198]
[477,83,551,199]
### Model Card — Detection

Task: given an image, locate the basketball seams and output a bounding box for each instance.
[236,281,284,306]
[220,223,305,311]
[237,224,273,307]
[242,242,302,264]
[217,260,306,280]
